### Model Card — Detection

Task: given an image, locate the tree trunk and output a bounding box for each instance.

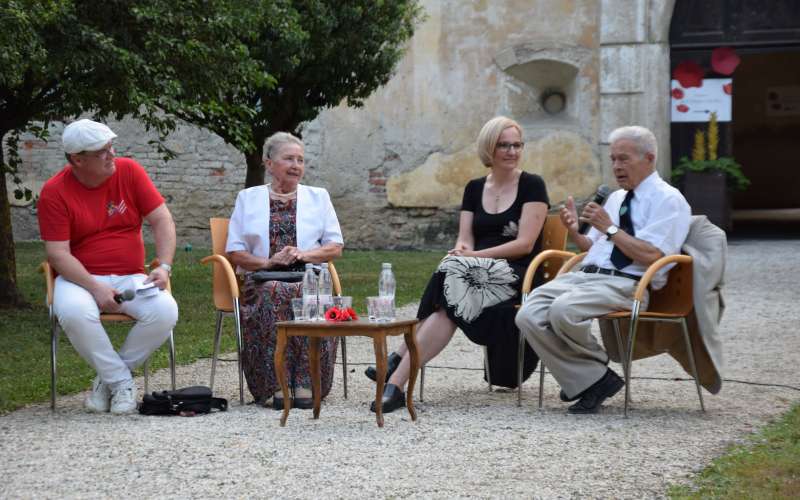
[0,139,30,309]
[244,142,265,188]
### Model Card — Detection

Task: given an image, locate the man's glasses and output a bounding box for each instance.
[81,146,115,160]
[496,142,524,152]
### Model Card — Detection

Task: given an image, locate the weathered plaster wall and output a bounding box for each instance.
[9,0,676,250]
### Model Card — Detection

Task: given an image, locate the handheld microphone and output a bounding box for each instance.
[578,184,612,234]
[114,289,135,304]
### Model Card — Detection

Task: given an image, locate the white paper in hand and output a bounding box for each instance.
[136,283,160,298]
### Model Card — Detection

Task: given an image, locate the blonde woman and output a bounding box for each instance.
[365,116,550,413]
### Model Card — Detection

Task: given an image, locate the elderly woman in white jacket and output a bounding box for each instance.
[226,131,343,410]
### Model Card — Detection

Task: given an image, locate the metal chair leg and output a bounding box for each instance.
[517,331,525,407]
[168,330,176,390]
[420,364,425,402]
[680,318,706,411]
[232,298,245,405]
[50,310,58,411]
[210,310,224,391]
[612,320,629,386]
[538,362,546,410]
[483,346,492,392]
[144,359,150,394]
[341,337,348,399]
[623,300,642,418]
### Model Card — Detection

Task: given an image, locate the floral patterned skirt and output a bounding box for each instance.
[417,256,539,388]
[239,275,338,403]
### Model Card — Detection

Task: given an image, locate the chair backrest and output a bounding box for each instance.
[648,258,694,316]
[538,214,569,283]
[207,216,343,307]
[209,217,236,311]
[540,214,568,253]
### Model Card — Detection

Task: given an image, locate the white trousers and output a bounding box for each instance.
[53,274,179,385]
[515,271,648,399]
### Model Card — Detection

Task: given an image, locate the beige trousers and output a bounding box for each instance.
[515,271,647,399]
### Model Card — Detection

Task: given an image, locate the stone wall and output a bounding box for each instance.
[8,0,676,250]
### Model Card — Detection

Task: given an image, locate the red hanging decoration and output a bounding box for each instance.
[711,47,740,75]
[673,60,704,88]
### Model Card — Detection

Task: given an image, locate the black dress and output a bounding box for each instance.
[417,171,550,388]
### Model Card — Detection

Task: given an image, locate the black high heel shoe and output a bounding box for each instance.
[369,383,406,414]
[364,352,402,382]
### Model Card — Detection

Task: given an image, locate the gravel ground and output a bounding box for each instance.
[2,239,799,499]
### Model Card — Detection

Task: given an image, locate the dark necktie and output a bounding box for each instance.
[610,190,635,269]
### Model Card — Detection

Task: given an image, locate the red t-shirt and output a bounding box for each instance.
[37,157,165,275]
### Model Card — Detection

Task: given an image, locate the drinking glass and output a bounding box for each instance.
[291,298,304,321]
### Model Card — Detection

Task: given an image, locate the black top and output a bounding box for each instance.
[460,171,549,277]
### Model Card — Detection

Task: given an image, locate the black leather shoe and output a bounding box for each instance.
[559,389,582,402]
[293,398,313,410]
[364,352,402,382]
[272,397,288,411]
[568,369,624,414]
[369,383,406,414]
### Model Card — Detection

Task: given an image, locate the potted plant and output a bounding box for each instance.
[671,112,750,231]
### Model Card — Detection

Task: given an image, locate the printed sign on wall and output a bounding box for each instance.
[670,78,732,122]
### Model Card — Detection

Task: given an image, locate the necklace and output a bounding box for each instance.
[267,183,297,198]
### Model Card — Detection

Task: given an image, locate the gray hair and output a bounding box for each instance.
[608,126,657,162]
[263,132,304,160]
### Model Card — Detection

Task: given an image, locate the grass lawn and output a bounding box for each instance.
[669,403,800,499]
[0,241,442,413]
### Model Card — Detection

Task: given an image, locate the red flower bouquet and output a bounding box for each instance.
[324,306,359,322]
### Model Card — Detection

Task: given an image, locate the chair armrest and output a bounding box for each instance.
[632,254,692,301]
[40,261,55,306]
[557,252,587,276]
[521,250,576,294]
[201,254,240,299]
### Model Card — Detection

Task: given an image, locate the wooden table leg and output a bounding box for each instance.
[309,336,321,419]
[373,334,387,428]
[275,327,291,426]
[404,324,419,422]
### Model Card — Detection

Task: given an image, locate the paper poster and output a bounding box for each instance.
[670,78,732,122]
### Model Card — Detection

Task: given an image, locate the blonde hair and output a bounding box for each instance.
[263,132,304,160]
[608,126,657,163]
[477,116,523,167]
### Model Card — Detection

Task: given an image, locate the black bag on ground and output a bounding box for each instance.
[138,386,227,415]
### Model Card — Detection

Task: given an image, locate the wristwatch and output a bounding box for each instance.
[158,263,172,276]
[606,225,619,239]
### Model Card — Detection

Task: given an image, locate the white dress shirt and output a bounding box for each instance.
[581,171,691,289]
[226,184,344,270]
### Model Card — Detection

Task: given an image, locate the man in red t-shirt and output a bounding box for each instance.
[37,119,178,414]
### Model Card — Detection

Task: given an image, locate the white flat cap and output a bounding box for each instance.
[62,119,117,154]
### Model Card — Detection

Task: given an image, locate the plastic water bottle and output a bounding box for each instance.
[378,263,396,321]
[318,263,333,320]
[301,263,318,321]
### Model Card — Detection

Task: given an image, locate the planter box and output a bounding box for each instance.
[681,171,732,231]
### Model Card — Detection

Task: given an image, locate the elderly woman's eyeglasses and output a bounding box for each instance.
[496,142,524,152]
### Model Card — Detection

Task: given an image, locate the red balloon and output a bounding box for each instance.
[711,47,740,75]
[673,61,704,88]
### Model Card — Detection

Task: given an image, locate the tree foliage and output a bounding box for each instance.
[171,0,424,187]
[0,0,264,307]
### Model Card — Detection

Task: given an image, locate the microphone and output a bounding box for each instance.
[114,289,135,304]
[578,184,612,234]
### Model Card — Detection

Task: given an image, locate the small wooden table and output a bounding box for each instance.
[275,318,420,427]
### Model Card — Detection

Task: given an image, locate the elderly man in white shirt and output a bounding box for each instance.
[515,125,691,414]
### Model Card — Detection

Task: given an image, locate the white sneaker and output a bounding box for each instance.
[110,379,138,414]
[84,376,111,413]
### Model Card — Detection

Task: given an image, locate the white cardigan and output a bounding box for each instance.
[225,184,344,262]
